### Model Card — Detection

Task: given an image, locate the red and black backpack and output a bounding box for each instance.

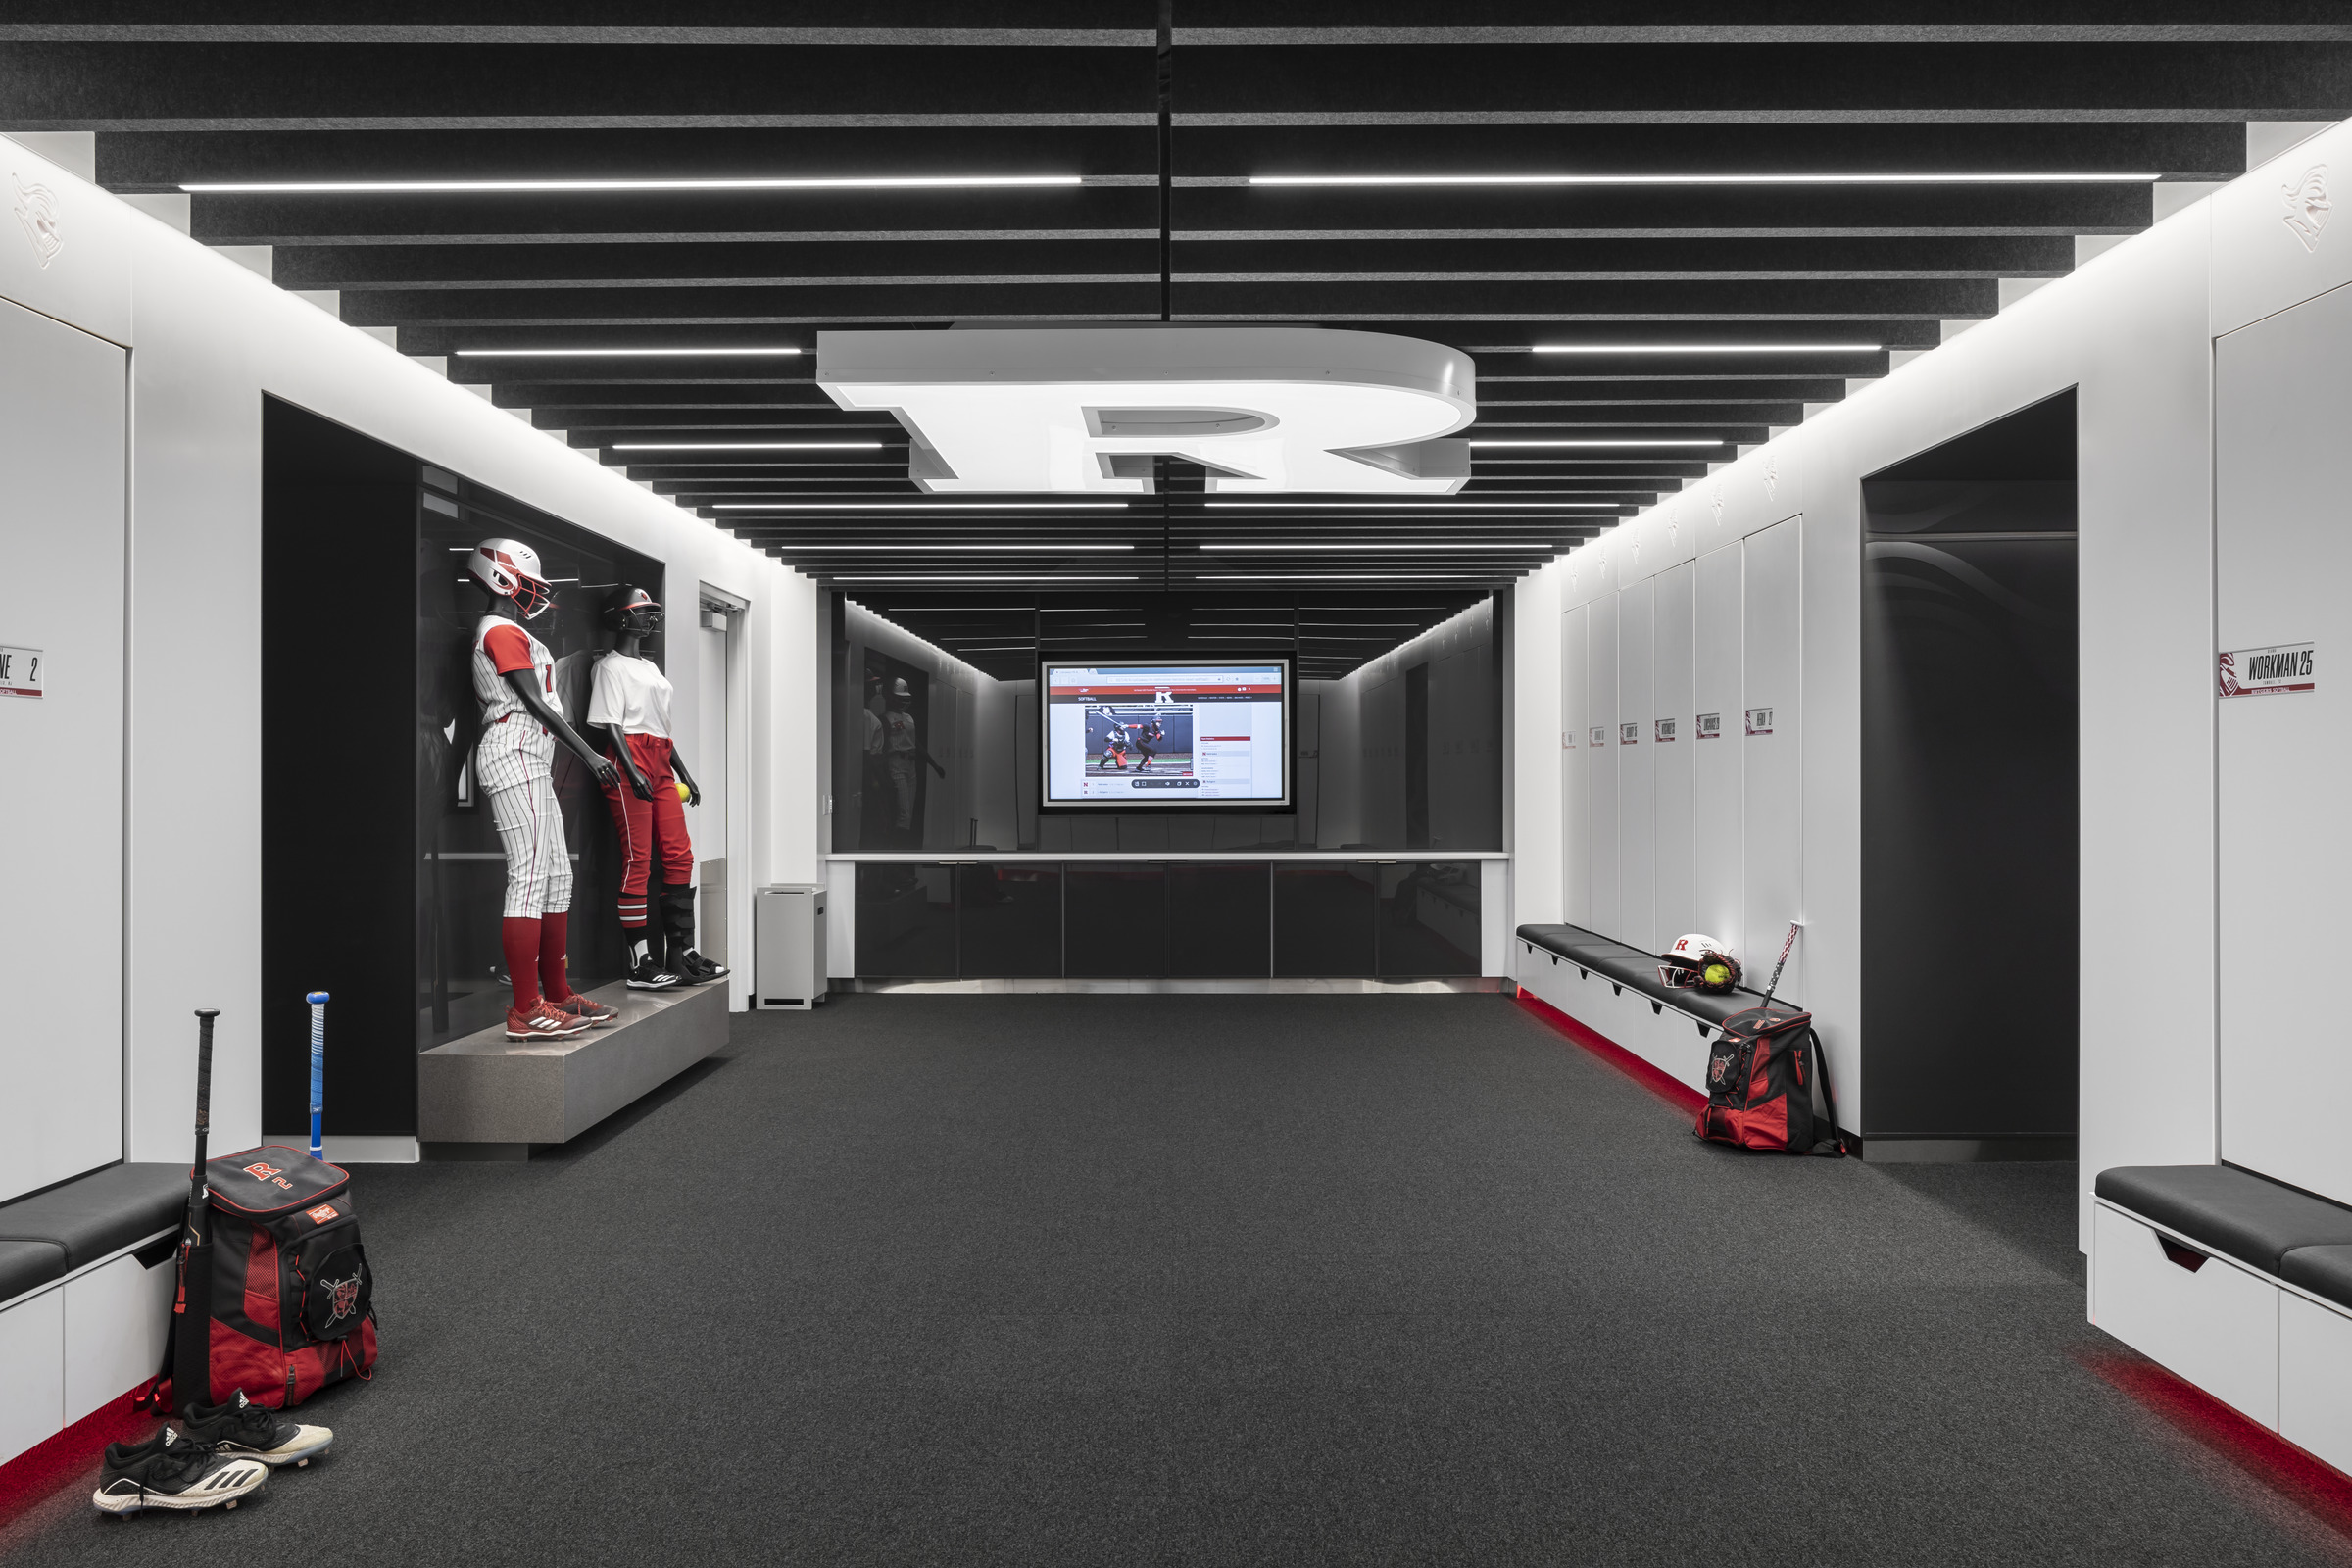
[143,1146,378,1411]
[1694,1006,1846,1156]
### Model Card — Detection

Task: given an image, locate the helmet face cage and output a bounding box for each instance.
[509,574,554,620]
[605,587,662,636]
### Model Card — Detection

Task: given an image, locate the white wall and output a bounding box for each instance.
[0,135,823,1180]
[1509,123,2352,1244]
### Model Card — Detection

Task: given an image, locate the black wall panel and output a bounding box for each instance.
[1065,864,1166,976]
[1167,863,1271,976]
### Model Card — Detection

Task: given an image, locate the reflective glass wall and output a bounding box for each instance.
[830,593,1504,855]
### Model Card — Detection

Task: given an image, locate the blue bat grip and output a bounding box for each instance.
[306,992,329,1160]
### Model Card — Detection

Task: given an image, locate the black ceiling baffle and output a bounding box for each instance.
[43,14,2295,648]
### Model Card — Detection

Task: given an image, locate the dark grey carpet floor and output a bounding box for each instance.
[9,994,2348,1566]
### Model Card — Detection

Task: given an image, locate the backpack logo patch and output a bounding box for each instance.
[320,1271,364,1327]
[307,1203,339,1224]
[243,1161,283,1181]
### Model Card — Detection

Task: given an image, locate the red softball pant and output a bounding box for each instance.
[601,733,696,928]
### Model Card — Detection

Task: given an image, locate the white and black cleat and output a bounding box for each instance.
[181,1390,335,1468]
[93,1428,269,1514]
[627,956,683,990]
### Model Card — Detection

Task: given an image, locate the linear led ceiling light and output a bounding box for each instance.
[828,574,1139,583]
[1200,573,1494,581]
[711,501,1130,511]
[1250,172,2157,187]
[455,346,802,358]
[182,174,1083,194]
[1529,343,1879,354]
[781,543,1134,552]
[1201,499,1620,509]
[612,441,880,451]
[1468,438,1722,448]
[1200,542,1549,551]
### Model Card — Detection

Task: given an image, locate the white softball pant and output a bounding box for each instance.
[488,773,573,918]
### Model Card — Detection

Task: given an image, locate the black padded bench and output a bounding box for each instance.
[2096,1163,2352,1310]
[0,1162,185,1302]
[1516,922,1800,1037]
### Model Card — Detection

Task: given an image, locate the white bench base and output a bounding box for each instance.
[0,1231,173,1468]
[2092,1197,2352,1474]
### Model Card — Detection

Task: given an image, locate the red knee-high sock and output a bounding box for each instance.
[539,911,575,1004]
[502,917,542,1010]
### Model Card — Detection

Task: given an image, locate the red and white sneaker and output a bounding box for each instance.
[505,1000,593,1041]
[550,993,619,1027]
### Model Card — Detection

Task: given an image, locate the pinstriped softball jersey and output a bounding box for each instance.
[472,615,559,793]
[473,614,573,917]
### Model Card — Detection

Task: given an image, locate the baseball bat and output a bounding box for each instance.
[1758,921,1803,1009]
[172,1008,219,1414]
[307,992,330,1162]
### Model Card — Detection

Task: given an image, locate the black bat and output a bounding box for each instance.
[172,1008,219,1416]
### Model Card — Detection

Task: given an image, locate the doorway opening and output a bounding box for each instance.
[1860,388,2079,1160]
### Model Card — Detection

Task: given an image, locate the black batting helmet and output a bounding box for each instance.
[604,585,663,635]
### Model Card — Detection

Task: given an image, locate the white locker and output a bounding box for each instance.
[1693,543,1744,958]
[1587,591,1620,936]
[1560,603,1590,926]
[1616,578,1657,953]
[1653,562,1697,945]
[1742,517,1804,1000]
[0,299,128,1202]
[2216,288,2352,1205]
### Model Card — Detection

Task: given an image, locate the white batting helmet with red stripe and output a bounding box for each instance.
[466,537,554,620]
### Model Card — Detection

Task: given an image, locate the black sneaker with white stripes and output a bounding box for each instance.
[92,1428,269,1514]
[627,954,682,990]
[181,1390,334,1468]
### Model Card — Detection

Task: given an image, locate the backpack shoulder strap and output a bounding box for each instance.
[1805,1028,1846,1157]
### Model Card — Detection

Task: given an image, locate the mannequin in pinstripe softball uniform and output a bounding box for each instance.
[465,538,623,1041]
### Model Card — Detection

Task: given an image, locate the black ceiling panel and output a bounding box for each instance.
[14,11,2336,663]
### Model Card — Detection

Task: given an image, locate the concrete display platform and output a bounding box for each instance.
[417,979,728,1156]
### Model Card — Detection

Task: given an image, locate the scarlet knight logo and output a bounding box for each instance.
[319,1270,364,1328]
[1709,1054,1730,1086]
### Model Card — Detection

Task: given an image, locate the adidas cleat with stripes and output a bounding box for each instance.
[182,1390,335,1468]
[507,999,593,1040]
[93,1428,269,1514]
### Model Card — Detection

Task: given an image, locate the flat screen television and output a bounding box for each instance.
[1041,658,1293,810]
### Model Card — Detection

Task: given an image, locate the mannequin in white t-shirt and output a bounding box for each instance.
[588,586,728,989]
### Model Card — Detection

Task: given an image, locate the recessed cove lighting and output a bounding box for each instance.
[1249,172,2157,187]
[455,347,802,358]
[713,501,1130,511]
[612,441,881,451]
[182,174,1084,194]
[1468,439,1723,448]
[1529,343,1881,355]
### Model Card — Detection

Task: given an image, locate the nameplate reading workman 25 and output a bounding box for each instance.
[2218,641,2315,698]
